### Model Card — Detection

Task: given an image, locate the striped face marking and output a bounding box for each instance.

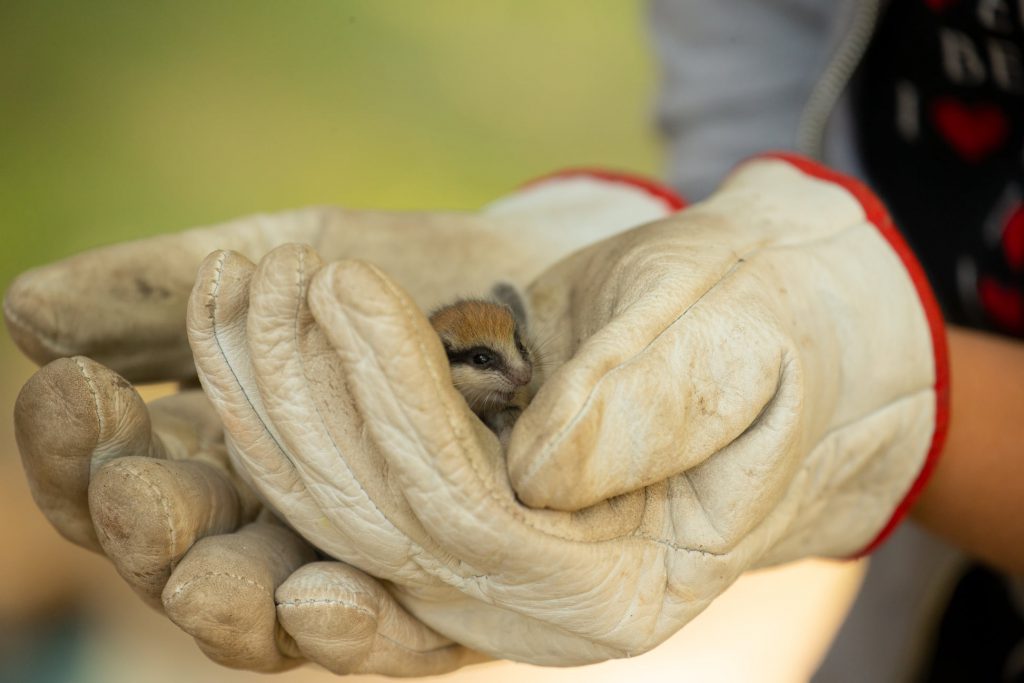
[430,299,533,413]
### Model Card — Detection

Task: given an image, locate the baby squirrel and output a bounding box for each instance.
[429,284,534,445]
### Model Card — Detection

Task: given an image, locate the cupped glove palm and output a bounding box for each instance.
[6,170,676,675]
[187,154,948,666]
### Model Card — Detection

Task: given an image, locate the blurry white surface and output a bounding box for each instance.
[80,556,864,683]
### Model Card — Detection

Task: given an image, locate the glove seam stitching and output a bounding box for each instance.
[106,462,178,578]
[165,570,268,604]
[72,356,105,447]
[202,250,421,585]
[205,251,312,516]
[286,250,429,578]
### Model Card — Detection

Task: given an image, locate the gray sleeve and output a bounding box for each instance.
[648,0,856,200]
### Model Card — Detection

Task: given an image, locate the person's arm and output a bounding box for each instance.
[912,325,1024,574]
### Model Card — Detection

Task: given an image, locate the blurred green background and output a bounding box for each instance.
[0,1,659,289]
[0,3,659,681]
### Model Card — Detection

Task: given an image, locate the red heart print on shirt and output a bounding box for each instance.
[923,0,958,11]
[978,277,1024,334]
[978,204,1024,335]
[1001,204,1024,272]
[931,99,1009,163]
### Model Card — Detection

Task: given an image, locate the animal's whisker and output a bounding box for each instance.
[528,330,568,356]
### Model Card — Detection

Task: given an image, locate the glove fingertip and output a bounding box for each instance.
[163,522,314,672]
[90,457,245,607]
[4,270,64,367]
[276,562,379,675]
[186,250,257,360]
[14,356,155,552]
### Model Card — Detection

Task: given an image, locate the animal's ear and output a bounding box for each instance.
[491,282,528,331]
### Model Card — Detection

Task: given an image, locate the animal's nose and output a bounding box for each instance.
[511,365,532,386]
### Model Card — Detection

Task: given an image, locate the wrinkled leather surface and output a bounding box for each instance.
[7,174,672,674]
[187,158,939,665]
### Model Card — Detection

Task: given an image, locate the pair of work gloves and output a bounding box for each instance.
[7,154,948,676]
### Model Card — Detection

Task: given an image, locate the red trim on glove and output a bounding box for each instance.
[755,152,951,558]
[524,168,687,213]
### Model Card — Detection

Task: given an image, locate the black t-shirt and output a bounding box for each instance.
[854,5,1024,680]
[855,0,1024,337]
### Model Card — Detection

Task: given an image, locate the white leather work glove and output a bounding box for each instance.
[5,170,681,676]
[189,153,948,666]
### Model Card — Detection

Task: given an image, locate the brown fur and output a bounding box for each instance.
[429,300,519,353]
[429,299,534,437]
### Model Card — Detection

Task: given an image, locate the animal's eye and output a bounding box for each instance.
[472,353,492,366]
